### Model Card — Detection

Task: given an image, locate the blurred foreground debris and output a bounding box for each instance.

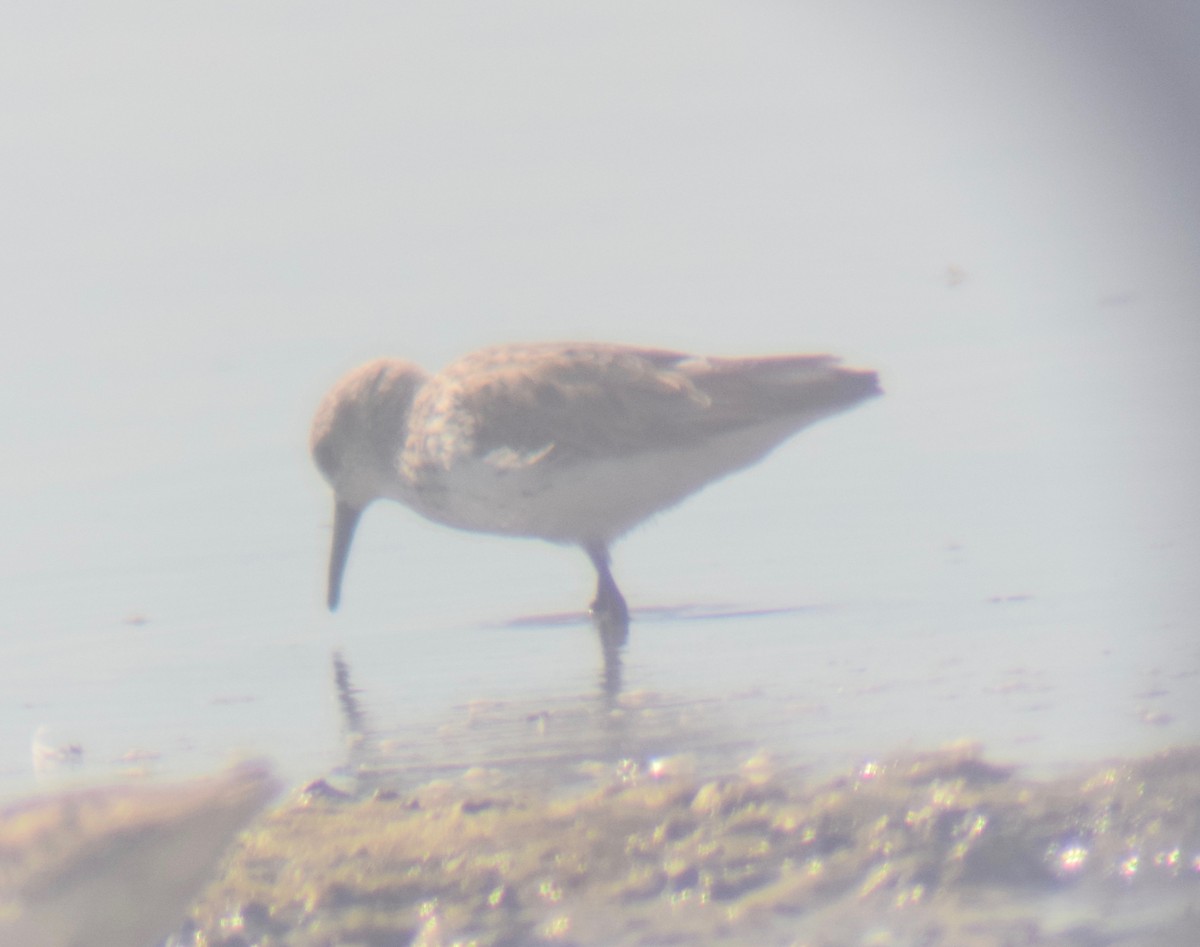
[0,761,277,947]
[184,745,1199,946]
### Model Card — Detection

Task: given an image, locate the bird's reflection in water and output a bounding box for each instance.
[324,616,764,798]
[326,601,822,796]
[331,648,368,736]
[501,601,813,712]
[593,611,626,707]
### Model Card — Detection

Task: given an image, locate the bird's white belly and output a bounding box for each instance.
[400,416,809,544]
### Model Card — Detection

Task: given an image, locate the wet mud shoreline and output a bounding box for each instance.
[179,743,1200,947]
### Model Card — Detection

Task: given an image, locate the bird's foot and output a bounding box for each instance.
[585,541,630,654]
[590,586,629,626]
[590,586,629,652]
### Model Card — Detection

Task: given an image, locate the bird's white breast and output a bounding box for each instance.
[399,414,815,544]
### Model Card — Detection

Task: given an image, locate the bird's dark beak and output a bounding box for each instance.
[327,500,363,611]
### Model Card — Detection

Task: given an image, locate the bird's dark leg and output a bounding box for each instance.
[585,541,629,701]
[586,541,629,628]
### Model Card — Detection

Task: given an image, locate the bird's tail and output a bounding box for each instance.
[685,354,881,421]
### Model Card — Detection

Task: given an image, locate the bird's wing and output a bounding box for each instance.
[420,344,708,464]
[411,344,877,469]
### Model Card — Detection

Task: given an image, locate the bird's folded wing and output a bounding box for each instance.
[430,345,875,466]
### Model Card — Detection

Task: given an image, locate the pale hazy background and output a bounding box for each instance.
[2,2,1198,795]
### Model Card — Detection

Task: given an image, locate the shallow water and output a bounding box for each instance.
[7,554,1196,792]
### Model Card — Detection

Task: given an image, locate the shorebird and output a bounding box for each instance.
[311,343,879,627]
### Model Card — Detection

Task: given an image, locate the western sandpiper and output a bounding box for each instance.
[311,343,879,628]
